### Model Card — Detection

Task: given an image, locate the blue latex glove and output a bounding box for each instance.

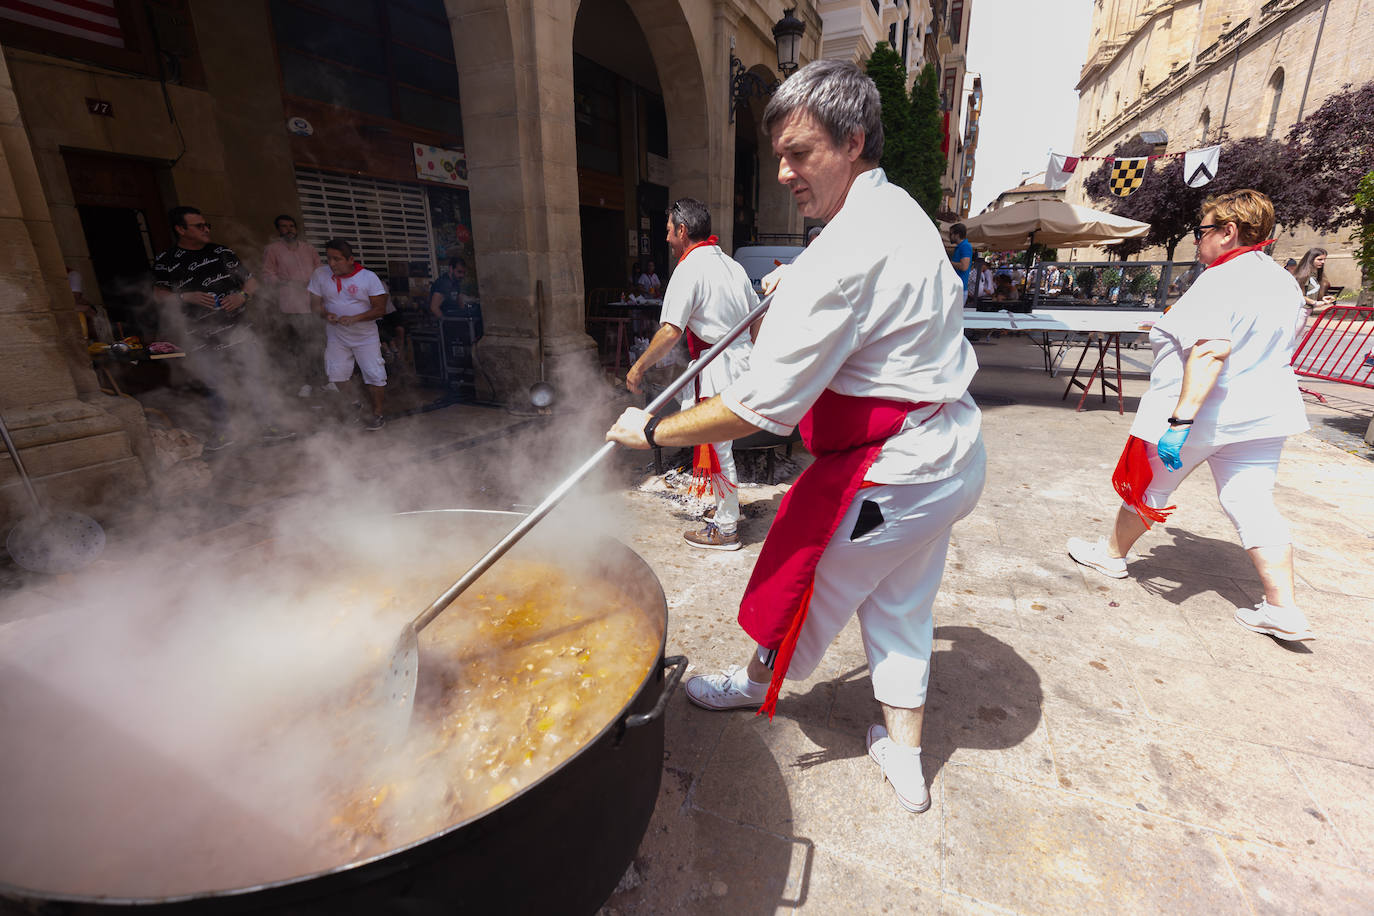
[1157,426,1191,471]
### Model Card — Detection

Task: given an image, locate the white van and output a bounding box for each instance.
[733,245,805,293]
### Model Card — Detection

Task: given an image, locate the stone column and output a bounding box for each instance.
[447,0,598,406]
[0,49,148,528]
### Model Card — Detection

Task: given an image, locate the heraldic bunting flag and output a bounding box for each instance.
[1109,157,1149,197]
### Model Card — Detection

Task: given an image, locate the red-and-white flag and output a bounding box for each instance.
[0,0,125,48]
[1045,152,1079,190]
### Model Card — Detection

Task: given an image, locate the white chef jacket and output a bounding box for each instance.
[307,265,386,346]
[721,168,983,485]
[660,243,756,405]
[1130,251,1308,446]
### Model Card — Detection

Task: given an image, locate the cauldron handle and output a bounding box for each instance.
[622,655,687,730]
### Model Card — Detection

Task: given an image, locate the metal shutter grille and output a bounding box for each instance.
[294,168,434,283]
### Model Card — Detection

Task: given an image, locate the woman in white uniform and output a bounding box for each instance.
[1067,189,1313,641]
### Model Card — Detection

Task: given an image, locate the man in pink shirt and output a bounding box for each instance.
[261,214,323,397]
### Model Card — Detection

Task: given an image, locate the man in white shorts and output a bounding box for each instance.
[308,239,389,430]
[606,60,985,815]
[625,197,756,550]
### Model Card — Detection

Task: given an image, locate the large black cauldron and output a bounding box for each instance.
[0,510,684,916]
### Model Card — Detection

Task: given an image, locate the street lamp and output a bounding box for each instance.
[772,8,805,76]
[729,9,806,123]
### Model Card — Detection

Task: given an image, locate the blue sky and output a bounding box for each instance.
[965,0,1093,213]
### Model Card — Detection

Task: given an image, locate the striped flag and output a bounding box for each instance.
[0,0,125,48]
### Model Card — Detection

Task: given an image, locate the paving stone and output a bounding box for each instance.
[1124,653,1374,767]
[1218,837,1374,915]
[942,765,1248,913]
[1044,708,1351,864]
[1281,750,1374,872]
[692,714,944,889]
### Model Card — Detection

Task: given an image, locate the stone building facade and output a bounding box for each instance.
[1068,0,1374,285]
[0,0,822,531]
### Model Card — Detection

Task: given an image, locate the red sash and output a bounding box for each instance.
[684,327,735,500]
[1112,436,1174,527]
[739,390,932,718]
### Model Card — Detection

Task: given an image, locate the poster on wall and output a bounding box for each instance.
[426,185,479,304]
[415,144,469,187]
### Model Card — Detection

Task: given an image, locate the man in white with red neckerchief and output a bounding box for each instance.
[625,198,757,550]
[307,238,389,431]
[607,60,986,814]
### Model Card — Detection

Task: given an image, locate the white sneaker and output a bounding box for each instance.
[297,384,313,398]
[321,381,339,393]
[1067,536,1129,579]
[1234,600,1314,642]
[684,666,766,711]
[866,724,930,813]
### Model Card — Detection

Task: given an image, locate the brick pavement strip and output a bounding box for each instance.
[601,338,1374,915]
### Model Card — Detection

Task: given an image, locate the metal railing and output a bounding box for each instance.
[1293,305,1374,389]
[973,261,1192,311]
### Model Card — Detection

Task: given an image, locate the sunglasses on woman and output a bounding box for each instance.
[1192,224,1218,242]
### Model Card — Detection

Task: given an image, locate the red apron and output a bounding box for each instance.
[738,389,934,718]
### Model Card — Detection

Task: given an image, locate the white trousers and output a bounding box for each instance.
[712,439,740,533]
[761,440,986,708]
[325,328,387,387]
[1133,436,1290,549]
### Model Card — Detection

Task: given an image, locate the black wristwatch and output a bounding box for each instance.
[1167,416,1194,426]
[643,415,662,448]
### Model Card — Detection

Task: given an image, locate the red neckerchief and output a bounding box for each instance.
[1206,240,1275,270]
[334,261,364,292]
[738,391,938,718]
[676,234,719,265]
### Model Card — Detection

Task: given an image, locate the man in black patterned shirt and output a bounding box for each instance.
[153,206,289,450]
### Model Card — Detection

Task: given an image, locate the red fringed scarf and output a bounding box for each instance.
[739,391,934,718]
[683,320,736,502]
[1112,436,1174,526]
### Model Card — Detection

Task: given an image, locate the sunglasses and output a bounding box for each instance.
[1192,223,1218,241]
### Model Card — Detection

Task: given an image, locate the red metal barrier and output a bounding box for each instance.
[1292,305,1374,389]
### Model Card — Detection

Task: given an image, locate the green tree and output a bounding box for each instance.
[1351,168,1374,300]
[907,63,946,218]
[864,44,916,192]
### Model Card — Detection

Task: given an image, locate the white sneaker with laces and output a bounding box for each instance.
[866,724,930,813]
[1066,536,1129,579]
[1234,600,1314,642]
[685,665,766,711]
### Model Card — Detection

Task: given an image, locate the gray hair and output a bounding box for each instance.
[762,59,883,162]
[667,197,712,242]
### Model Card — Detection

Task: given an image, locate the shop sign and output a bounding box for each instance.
[646,153,670,187]
[415,143,469,188]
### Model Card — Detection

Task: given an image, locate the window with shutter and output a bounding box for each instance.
[294,168,434,285]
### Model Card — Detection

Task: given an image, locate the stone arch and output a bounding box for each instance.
[615,0,720,219]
